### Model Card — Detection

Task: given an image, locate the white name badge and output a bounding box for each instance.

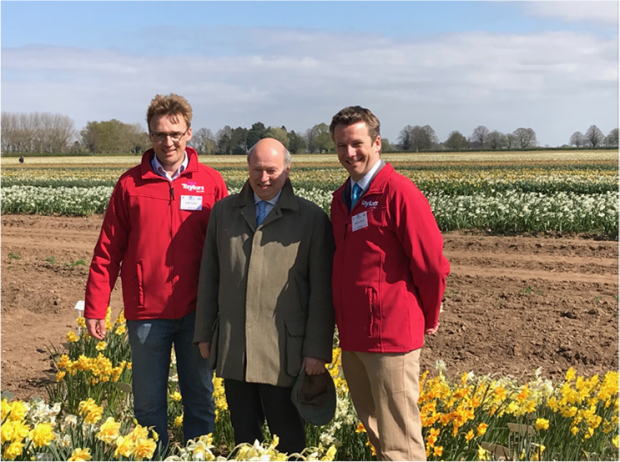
[351,211,368,232]
[180,195,203,211]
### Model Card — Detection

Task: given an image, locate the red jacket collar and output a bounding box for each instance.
[333,162,394,200]
[140,146,200,180]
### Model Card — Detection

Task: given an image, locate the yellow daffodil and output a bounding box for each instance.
[565,367,576,382]
[477,423,488,436]
[174,415,184,427]
[3,441,25,460]
[465,429,475,441]
[1,421,16,444]
[29,422,55,448]
[76,317,86,328]
[129,424,150,442]
[10,420,30,443]
[68,447,92,461]
[535,418,549,431]
[96,417,121,444]
[66,331,80,343]
[95,341,107,351]
[6,401,28,422]
[433,446,443,457]
[170,391,182,402]
[114,435,135,458]
[133,438,157,461]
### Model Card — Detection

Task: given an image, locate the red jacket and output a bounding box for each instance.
[331,163,450,353]
[85,148,228,320]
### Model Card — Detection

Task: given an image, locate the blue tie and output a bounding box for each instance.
[351,183,363,209]
[256,201,268,226]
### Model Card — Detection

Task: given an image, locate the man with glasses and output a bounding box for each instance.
[84,93,228,452]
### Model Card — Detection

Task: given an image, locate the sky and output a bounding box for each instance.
[1,1,618,148]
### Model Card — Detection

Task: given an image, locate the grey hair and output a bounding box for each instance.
[247,140,291,167]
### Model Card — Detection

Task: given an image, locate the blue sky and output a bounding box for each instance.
[2,1,618,147]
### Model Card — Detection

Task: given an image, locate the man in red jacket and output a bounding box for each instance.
[84,94,228,451]
[329,106,450,461]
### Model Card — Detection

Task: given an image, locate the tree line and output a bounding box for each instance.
[1,111,617,155]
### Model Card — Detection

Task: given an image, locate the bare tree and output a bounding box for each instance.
[513,128,538,149]
[216,125,233,154]
[505,133,517,150]
[569,131,586,147]
[398,125,414,151]
[190,128,217,155]
[470,126,489,149]
[408,125,437,151]
[1,112,75,153]
[487,130,507,150]
[605,128,618,147]
[585,125,605,148]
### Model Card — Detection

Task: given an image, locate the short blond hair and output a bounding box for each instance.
[146,94,193,130]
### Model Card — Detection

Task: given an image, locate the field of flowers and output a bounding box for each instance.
[2,308,618,461]
[1,151,618,238]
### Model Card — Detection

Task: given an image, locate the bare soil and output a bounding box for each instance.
[1,215,618,400]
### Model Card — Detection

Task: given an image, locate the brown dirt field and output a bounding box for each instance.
[1,214,618,401]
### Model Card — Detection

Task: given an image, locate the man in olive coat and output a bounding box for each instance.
[194,138,335,454]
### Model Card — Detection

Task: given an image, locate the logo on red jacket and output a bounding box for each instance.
[182,182,205,193]
[361,197,379,209]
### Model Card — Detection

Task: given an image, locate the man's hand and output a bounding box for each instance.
[198,342,211,359]
[303,356,326,375]
[86,318,106,340]
[425,322,440,336]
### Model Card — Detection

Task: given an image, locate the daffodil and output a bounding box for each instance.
[29,422,55,448]
[96,417,121,444]
[133,438,157,461]
[114,435,135,458]
[68,447,92,461]
[3,441,25,460]
[66,330,80,342]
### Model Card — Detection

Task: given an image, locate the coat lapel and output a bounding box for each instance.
[235,181,258,231]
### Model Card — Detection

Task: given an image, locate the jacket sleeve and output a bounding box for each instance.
[302,208,336,363]
[193,202,221,344]
[84,179,131,319]
[391,183,450,330]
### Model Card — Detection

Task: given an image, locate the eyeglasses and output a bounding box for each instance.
[150,128,189,142]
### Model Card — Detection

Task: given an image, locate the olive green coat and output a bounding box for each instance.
[193,179,335,387]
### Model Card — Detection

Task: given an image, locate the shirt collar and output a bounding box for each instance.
[350,158,383,192]
[151,151,189,180]
[254,190,282,206]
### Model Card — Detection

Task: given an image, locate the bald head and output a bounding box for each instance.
[247,138,292,200]
[247,138,291,168]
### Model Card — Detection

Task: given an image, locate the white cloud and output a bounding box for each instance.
[2,27,617,147]
[522,1,618,27]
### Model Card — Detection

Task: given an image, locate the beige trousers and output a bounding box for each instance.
[342,349,425,461]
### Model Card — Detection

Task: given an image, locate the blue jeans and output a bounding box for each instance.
[127,311,215,450]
